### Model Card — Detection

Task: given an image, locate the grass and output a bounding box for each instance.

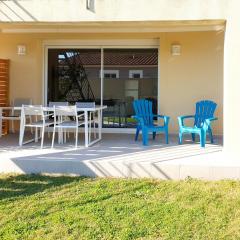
[0,175,240,240]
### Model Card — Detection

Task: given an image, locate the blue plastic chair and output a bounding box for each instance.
[132,99,170,146]
[178,100,218,147]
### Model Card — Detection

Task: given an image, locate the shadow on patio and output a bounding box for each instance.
[0,133,223,179]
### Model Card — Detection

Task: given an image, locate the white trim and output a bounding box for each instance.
[43,39,159,47]
[101,48,103,107]
[129,70,143,79]
[43,45,48,106]
[1,25,224,34]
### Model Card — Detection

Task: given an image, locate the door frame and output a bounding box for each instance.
[43,39,160,133]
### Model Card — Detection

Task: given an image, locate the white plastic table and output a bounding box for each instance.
[0,105,107,147]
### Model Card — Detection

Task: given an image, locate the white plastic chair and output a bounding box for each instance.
[3,98,32,133]
[76,102,96,142]
[47,102,69,138]
[19,105,53,148]
[51,105,84,148]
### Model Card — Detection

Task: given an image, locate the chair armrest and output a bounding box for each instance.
[207,117,218,122]
[180,115,195,120]
[204,117,218,128]
[178,115,195,127]
[132,115,144,126]
[153,115,170,126]
[77,113,85,119]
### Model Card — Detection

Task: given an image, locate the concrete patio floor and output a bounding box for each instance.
[0,132,237,180]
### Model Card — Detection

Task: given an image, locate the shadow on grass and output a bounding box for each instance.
[0,174,84,202]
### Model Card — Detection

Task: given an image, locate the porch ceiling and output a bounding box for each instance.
[0,20,226,33]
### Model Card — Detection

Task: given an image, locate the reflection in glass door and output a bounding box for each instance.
[47,49,101,104]
[102,49,158,128]
[47,48,158,129]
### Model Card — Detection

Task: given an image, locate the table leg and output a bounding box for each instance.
[98,109,102,139]
[84,111,88,147]
[19,109,24,146]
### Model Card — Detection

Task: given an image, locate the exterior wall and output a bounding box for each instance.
[0,0,228,22]
[159,31,224,134]
[0,31,224,134]
[0,34,42,104]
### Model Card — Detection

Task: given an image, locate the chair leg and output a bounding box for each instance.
[142,128,148,146]
[178,132,183,144]
[165,129,169,144]
[153,132,156,140]
[200,130,206,147]
[208,128,214,144]
[94,119,96,139]
[19,125,25,147]
[35,127,38,142]
[89,119,91,143]
[41,127,45,149]
[51,127,56,148]
[191,133,196,142]
[29,116,33,134]
[75,128,78,148]
[135,127,140,141]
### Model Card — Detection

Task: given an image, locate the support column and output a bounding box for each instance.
[224,0,240,157]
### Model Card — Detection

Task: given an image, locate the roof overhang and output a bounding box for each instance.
[0,20,226,33]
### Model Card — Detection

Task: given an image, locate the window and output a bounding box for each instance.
[100,70,119,79]
[129,70,143,79]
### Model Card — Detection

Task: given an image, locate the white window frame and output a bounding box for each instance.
[129,70,143,79]
[100,69,119,79]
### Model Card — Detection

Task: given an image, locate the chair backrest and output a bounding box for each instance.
[76,102,95,108]
[48,101,69,107]
[133,99,154,125]
[12,98,32,107]
[194,100,217,127]
[54,105,77,117]
[22,105,43,116]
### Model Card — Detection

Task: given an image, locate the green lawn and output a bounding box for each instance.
[0,175,240,240]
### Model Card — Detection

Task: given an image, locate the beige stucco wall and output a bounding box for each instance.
[0,31,224,134]
[0,0,229,22]
[0,34,42,104]
[159,31,223,134]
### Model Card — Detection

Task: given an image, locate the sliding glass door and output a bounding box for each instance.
[47,48,158,129]
[102,48,158,128]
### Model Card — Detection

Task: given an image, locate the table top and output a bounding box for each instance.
[0,105,107,112]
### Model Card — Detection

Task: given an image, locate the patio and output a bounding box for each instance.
[0,132,234,180]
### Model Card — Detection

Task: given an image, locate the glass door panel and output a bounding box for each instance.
[47,48,158,129]
[47,49,101,104]
[102,48,158,128]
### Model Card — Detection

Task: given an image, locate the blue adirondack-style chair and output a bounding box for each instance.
[178,100,218,147]
[132,99,170,146]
